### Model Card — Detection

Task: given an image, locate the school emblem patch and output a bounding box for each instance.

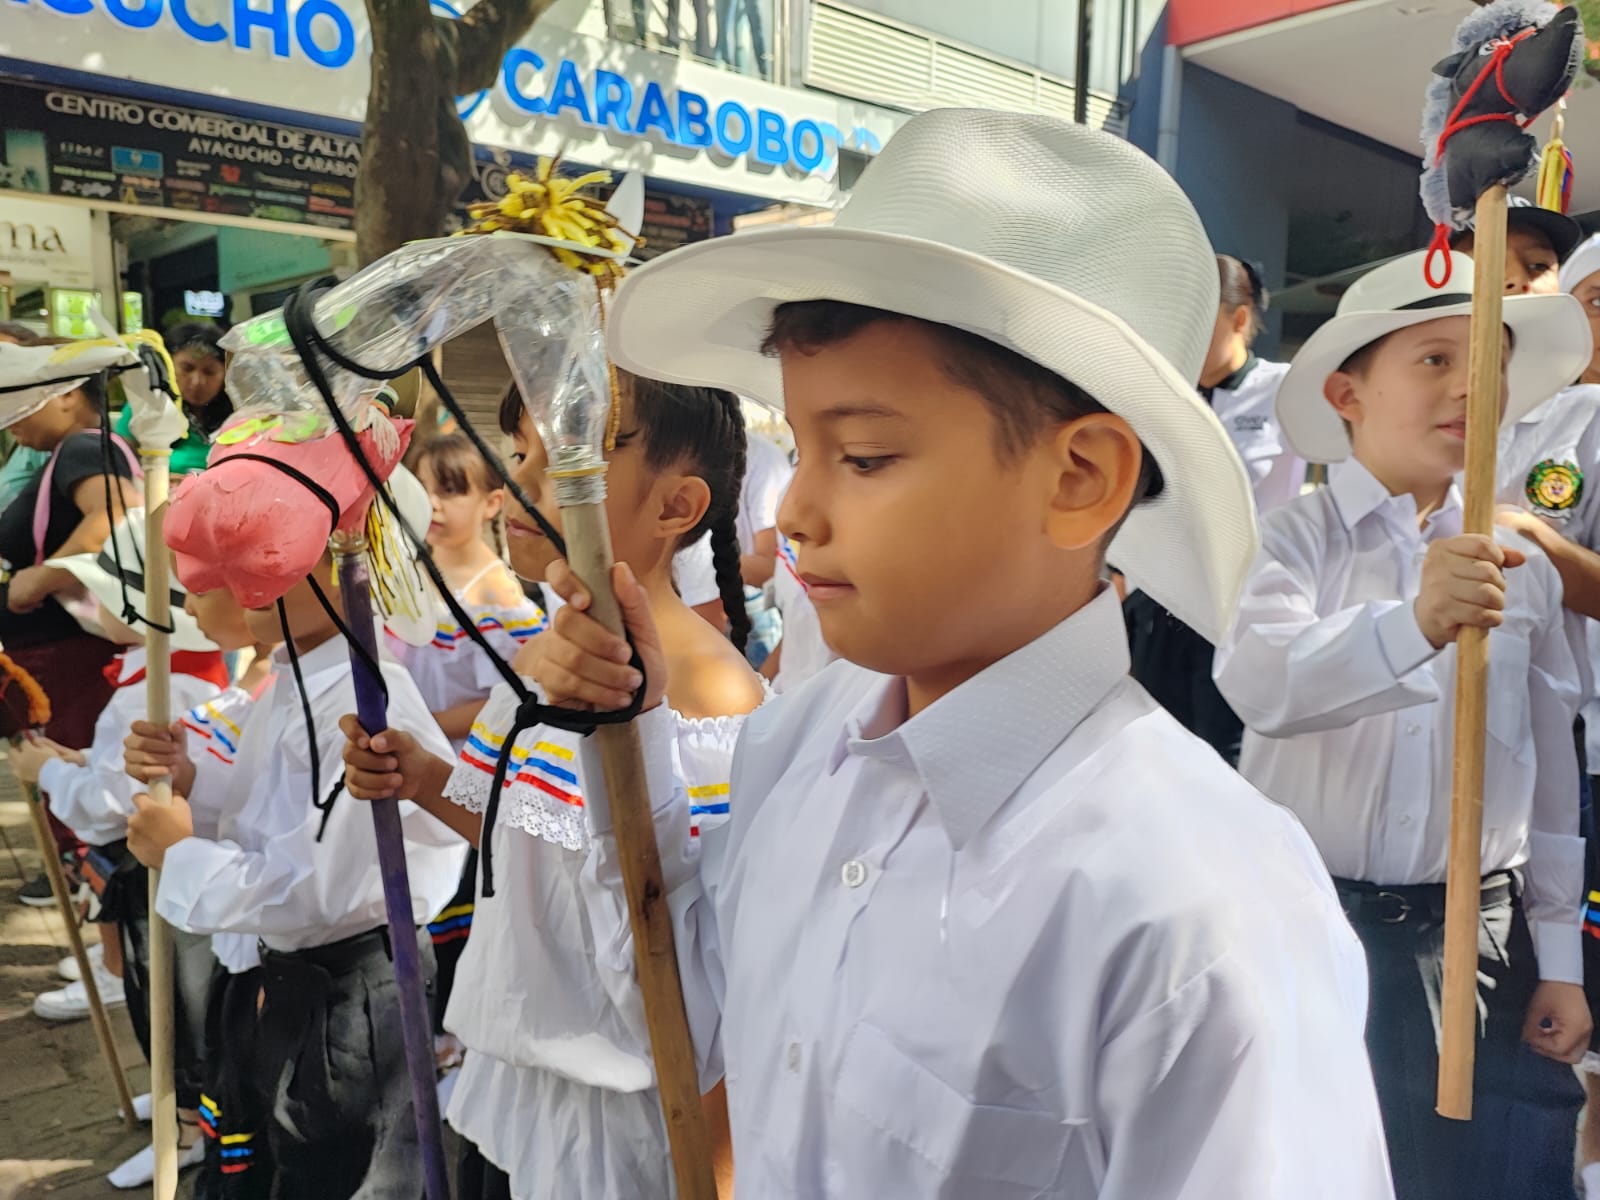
[1526,459,1583,514]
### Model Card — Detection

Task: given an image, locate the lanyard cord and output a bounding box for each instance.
[278,281,646,895]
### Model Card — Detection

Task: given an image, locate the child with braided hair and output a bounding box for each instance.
[340,372,762,1199]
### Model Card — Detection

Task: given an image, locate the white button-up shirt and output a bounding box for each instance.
[158,637,466,952]
[579,588,1392,1199]
[1497,383,1600,767]
[42,649,223,847]
[1209,357,1305,512]
[1215,459,1584,982]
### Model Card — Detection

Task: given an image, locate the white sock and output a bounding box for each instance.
[1582,1161,1600,1199]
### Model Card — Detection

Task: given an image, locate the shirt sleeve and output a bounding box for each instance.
[578,704,729,1090]
[1093,815,1391,1199]
[40,690,141,846]
[1522,563,1586,984]
[1213,516,1445,737]
[156,823,318,937]
[743,438,793,539]
[672,538,722,608]
[52,429,135,498]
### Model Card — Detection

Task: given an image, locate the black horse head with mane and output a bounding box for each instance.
[1420,0,1580,229]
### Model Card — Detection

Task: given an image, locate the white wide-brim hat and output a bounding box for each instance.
[605,108,1254,642]
[1560,233,1600,293]
[1277,250,1591,464]
[46,506,216,652]
[0,340,134,429]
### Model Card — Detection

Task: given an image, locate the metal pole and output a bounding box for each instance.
[1074,0,1093,124]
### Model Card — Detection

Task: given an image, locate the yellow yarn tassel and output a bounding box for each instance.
[1537,104,1574,214]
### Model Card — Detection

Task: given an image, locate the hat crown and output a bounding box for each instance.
[1337,250,1475,317]
[833,109,1219,384]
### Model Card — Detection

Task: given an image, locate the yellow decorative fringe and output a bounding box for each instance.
[459,157,636,286]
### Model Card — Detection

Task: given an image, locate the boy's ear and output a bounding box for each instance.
[1042,413,1143,552]
[655,473,712,541]
[1230,304,1254,340]
[1323,370,1362,425]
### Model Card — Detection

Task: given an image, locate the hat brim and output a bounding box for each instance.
[44,550,217,653]
[1276,293,1592,464]
[605,226,1257,642]
[1454,206,1583,263]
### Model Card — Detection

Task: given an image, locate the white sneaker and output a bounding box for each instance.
[117,1092,153,1123]
[107,1137,205,1189]
[32,963,125,1021]
[57,940,105,982]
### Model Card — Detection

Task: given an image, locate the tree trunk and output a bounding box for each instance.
[355,0,557,265]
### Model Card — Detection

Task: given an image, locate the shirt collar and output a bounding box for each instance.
[828,586,1131,851]
[270,636,351,704]
[1329,458,1462,539]
[1201,354,1258,401]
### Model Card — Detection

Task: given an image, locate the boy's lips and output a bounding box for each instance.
[1438,419,1467,440]
[801,572,854,601]
[505,517,546,540]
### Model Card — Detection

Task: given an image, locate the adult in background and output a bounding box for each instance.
[1122,254,1299,764]
[0,351,140,903]
[117,322,233,476]
[0,322,53,509]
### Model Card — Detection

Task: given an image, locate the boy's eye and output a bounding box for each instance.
[1422,354,1448,367]
[843,454,894,473]
[509,452,526,465]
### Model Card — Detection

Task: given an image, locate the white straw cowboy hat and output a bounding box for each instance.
[47,506,217,652]
[605,108,1254,642]
[1277,250,1591,464]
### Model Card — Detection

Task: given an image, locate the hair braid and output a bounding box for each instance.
[707,393,751,652]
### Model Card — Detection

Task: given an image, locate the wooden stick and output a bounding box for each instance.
[562,500,716,1200]
[19,774,135,1126]
[141,456,179,1197]
[1437,182,1506,1120]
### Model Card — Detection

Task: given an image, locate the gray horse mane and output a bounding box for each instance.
[1418,0,1560,228]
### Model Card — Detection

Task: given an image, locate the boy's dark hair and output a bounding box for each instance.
[760,300,1164,510]
[418,432,496,498]
[1337,334,1390,379]
[498,374,752,650]
[1218,255,1268,342]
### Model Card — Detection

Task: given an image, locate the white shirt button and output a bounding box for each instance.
[841,860,868,888]
[1398,815,1413,827]
[1406,723,1421,737]
[787,1042,801,1072]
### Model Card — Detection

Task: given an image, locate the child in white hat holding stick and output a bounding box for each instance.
[1215,248,1593,1200]
[514,109,1393,1197]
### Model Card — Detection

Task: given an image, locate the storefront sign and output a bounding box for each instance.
[1,78,359,230]
[5,0,902,203]
[0,193,95,287]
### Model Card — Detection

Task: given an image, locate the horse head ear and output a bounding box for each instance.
[1433,50,1467,79]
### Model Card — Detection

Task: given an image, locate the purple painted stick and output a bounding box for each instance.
[331,532,450,1200]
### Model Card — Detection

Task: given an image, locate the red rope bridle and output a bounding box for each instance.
[1424,27,1539,289]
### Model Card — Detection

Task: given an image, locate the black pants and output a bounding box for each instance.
[427,850,476,1036]
[457,1137,513,1200]
[1123,590,1243,766]
[197,966,272,1200]
[1338,876,1582,1200]
[258,928,435,1200]
[97,842,211,1109]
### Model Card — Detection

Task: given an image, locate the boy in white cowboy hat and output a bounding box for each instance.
[1214,248,1593,1200]
[10,505,231,1187]
[496,108,1392,1197]
[1492,228,1600,1199]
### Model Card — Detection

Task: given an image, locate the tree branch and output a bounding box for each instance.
[447,0,559,93]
